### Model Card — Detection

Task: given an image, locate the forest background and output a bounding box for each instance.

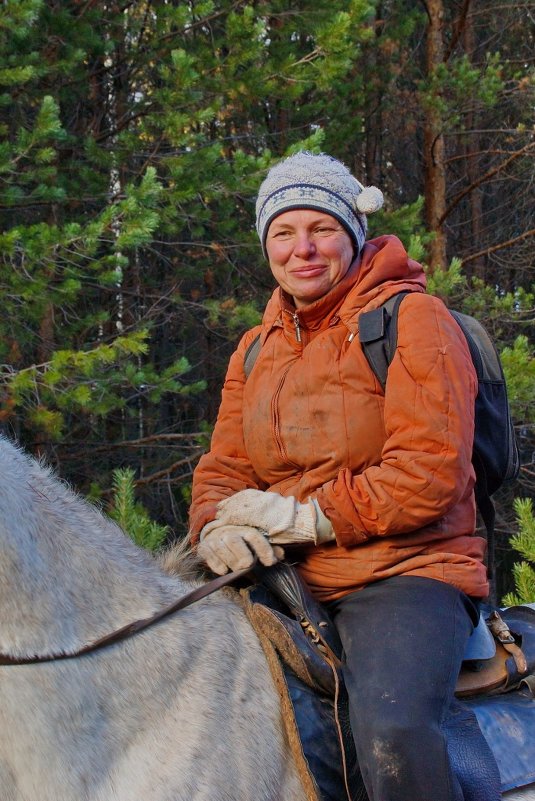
[1,0,534,597]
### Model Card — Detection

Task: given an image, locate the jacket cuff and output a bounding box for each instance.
[311,498,335,543]
[314,491,369,547]
[188,504,218,545]
[293,500,320,541]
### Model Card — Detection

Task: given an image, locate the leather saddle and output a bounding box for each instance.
[242,562,535,801]
[242,564,362,801]
[457,605,531,696]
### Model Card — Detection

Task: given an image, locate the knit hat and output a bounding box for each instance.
[255,151,384,257]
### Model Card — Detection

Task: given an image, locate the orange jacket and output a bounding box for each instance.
[190,236,488,601]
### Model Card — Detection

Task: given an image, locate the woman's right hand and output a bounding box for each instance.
[197,521,284,575]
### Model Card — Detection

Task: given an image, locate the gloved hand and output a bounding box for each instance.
[197,520,284,575]
[215,489,335,546]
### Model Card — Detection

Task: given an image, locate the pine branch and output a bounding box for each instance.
[439,141,535,225]
[461,228,535,265]
[109,467,168,551]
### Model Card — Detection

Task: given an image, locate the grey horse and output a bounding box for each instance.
[0,434,532,801]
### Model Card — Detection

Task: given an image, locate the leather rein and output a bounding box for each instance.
[0,564,252,666]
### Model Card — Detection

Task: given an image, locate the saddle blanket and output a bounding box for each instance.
[243,578,535,801]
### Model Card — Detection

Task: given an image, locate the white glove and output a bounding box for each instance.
[197,521,284,575]
[215,489,335,546]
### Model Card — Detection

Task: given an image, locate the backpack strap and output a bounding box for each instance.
[358,291,412,390]
[243,333,262,379]
[473,450,498,601]
[245,293,413,385]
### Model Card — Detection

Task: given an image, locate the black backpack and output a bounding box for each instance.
[243,291,520,596]
[359,292,520,594]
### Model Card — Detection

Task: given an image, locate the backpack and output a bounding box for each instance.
[358,291,520,594]
[243,291,520,596]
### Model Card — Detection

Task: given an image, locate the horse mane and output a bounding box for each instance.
[158,537,206,581]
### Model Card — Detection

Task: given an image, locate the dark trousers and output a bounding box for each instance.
[329,576,500,801]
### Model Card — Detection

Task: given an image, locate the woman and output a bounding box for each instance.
[189,152,499,801]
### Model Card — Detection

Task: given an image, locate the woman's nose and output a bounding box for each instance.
[293,233,315,257]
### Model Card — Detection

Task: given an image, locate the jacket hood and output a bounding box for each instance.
[261,235,426,336]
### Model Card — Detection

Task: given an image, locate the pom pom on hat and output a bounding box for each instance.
[255,151,384,257]
[356,186,383,214]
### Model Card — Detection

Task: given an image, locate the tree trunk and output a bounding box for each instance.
[423,0,447,271]
[364,5,383,187]
[462,8,485,280]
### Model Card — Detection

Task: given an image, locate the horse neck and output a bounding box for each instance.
[0,439,185,659]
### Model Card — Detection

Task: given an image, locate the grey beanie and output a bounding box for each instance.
[255,151,384,257]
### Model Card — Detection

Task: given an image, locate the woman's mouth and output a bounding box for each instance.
[292,264,326,278]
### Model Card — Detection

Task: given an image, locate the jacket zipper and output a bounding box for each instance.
[271,364,296,465]
[273,308,301,463]
[292,312,302,343]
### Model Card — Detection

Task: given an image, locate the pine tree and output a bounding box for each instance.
[502,499,535,606]
[0,2,206,449]
[0,0,375,526]
[0,1,532,595]
[109,467,168,552]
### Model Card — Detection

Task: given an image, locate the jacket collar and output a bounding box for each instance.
[260,235,427,340]
[280,257,361,332]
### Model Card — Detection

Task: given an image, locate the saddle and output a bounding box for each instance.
[241,564,364,801]
[241,563,535,801]
[457,606,531,696]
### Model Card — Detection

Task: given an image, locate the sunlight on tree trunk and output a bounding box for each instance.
[423,0,448,271]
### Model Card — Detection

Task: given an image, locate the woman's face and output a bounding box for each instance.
[265,209,354,308]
